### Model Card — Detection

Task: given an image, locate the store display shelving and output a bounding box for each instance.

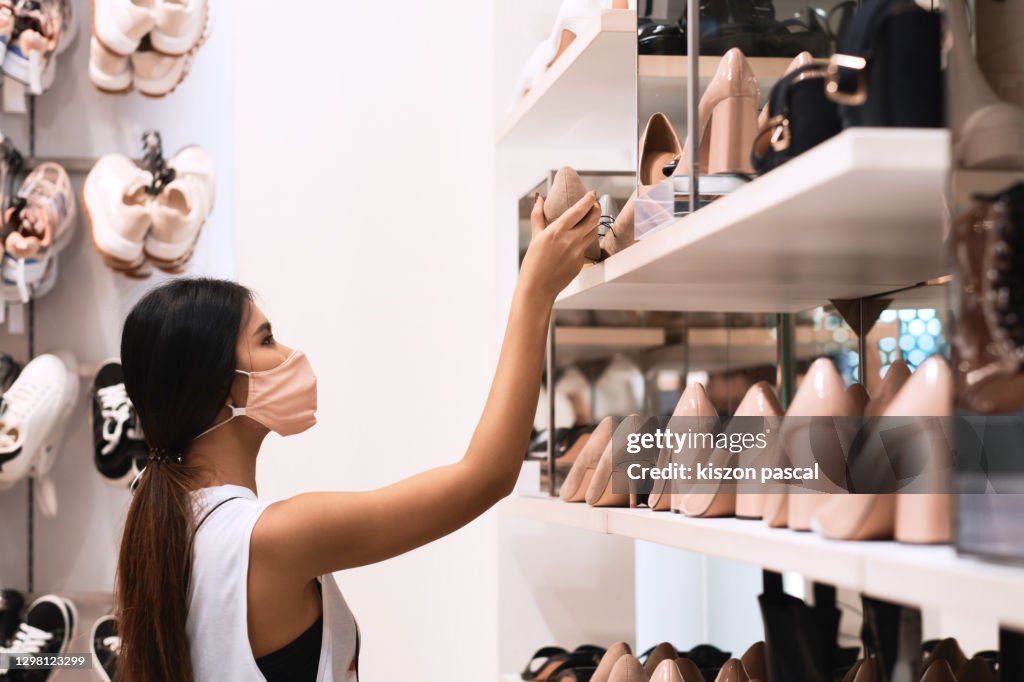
[503,495,1024,630]
[555,128,952,314]
[553,325,666,367]
[498,9,637,148]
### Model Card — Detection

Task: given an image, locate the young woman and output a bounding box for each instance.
[115,190,599,682]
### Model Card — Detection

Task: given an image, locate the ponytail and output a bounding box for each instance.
[115,278,252,682]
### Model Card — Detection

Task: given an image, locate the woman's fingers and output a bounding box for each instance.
[530,193,546,238]
[554,191,598,232]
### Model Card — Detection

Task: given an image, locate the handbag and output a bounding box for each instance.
[826,0,944,128]
[751,63,843,174]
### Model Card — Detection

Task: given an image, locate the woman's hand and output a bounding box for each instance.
[518,190,600,302]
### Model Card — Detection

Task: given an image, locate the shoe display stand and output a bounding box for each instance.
[0,3,235,677]
[496,2,1024,678]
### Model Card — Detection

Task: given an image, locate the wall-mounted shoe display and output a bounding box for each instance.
[1,162,76,304]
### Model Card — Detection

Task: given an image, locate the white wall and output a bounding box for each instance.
[231,1,500,680]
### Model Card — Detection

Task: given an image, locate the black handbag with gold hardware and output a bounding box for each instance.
[826,0,943,128]
[751,63,843,174]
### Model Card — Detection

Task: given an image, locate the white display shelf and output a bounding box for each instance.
[555,128,952,314]
[503,496,1024,630]
[498,9,637,148]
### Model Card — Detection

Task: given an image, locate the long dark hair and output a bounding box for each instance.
[115,278,252,682]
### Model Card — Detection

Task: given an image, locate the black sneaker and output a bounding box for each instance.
[4,595,76,681]
[91,359,148,487]
[0,589,24,646]
[0,352,20,397]
[90,615,118,682]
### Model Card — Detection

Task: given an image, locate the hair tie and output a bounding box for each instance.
[149,448,184,464]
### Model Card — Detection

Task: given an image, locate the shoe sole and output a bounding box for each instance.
[80,183,150,276]
[134,9,210,99]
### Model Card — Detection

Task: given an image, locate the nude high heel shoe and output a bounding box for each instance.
[546,167,603,262]
[863,359,911,417]
[644,643,678,677]
[846,383,869,416]
[605,112,681,257]
[891,356,954,545]
[649,659,691,682]
[592,642,634,682]
[739,642,766,681]
[667,384,721,514]
[731,384,784,520]
[714,660,751,682]
[586,414,642,507]
[757,51,813,130]
[560,416,615,502]
[608,654,648,682]
[947,0,1024,170]
[920,660,957,682]
[923,640,968,679]
[674,658,705,682]
[679,48,760,176]
[646,383,716,511]
[773,358,857,531]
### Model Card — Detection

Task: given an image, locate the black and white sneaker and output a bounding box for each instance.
[90,615,117,682]
[0,589,24,647]
[91,360,148,487]
[3,595,76,681]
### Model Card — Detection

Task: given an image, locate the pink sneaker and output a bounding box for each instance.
[144,146,215,271]
[83,154,153,272]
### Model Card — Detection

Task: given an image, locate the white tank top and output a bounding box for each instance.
[186,484,360,681]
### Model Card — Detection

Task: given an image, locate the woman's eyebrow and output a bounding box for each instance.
[253,321,272,336]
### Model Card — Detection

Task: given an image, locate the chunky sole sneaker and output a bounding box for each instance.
[0,352,79,492]
[0,588,25,646]
[4,594,77,679]
[90,615,118,682]
[92,0,156,56]
[91,359,148,487]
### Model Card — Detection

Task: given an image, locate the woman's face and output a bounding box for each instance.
[227,303,293,411]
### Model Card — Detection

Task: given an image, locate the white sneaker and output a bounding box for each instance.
[144,145,214,270]
[150,0,208,56]
[93,0,155,56]
[83,154,153,271]
[0,352,79,493]
[88,36,131,93]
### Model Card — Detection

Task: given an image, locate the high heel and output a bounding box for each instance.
[560,416,615,502]
[713,659,750,682]
[846,383,869,416]
[757,51,813,130]
[592,642,633,682]
[777,358,857,531]
[863,359,910,417]
[607,654,647,682]
[666,383,720,514]
[545,167,603,262]
[678,48,760,176]
[891,357,954,545]
[947,0,1024,170]
[643,643,678,677]
[920,660,957,682]
[731,383,784,520]
[739,642,766,681]
[585,415,641,507]
[649,383,718,511]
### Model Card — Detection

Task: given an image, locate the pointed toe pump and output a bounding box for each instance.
[639,113,683,188]
[863,359,911,417]
[607,654,648,682]
[890,356,954,545]
[730,384,784,520]
[920,660,957,682]
[586,415,642,507]
[679,48,760,177]
[673,658,705,682]
[560,416,615,502]
[713,659,751,682]
[592,642,633,682]
[739,642,766,681]
[846,383,869,416]
[545,167,603,262]
[649,659,685,682]
[648,382,721,512]
[643,643,678,677]
[665,383,721,514]
[778,358,858,531]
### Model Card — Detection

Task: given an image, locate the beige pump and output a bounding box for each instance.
[668,384,721,514]
[607,654,648,682]
[679,48,760,176]
[545,167,603,262]
[560,416,615,502]
[591,642,634,682]
[739,642,766,681]
[644,643,678,677]
[586,415,642,507]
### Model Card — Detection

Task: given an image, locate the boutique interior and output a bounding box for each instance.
[0,0,1022,680]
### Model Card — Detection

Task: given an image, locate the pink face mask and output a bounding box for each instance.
[196,350,318,439]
